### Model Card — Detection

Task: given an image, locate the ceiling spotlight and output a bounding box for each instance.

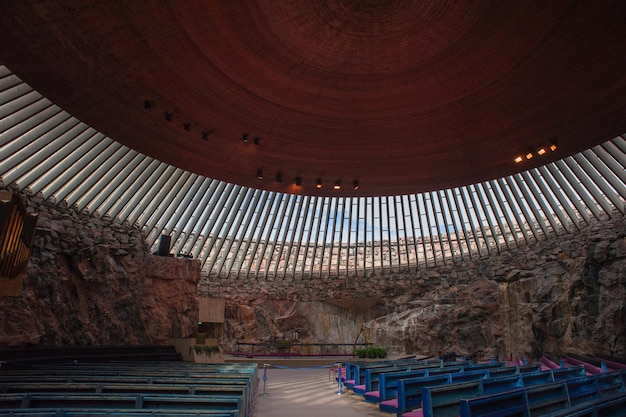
[525,151,533,160]
[316,178,322,189]
[164,112,173,121]
[514,156,524,163]
[256,169,263,180]
[242,132,249,142]
[276,172,282,183]
[253,137,260,145]
[353,180,359,190]
[550,138,558,151]
[202,131,210,140]
[333,181,341,190]
[143,100,153,109]
[295,176,302,186]
[537,147,547,155]
[183,122,191,132]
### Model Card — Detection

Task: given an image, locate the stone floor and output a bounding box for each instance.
[253,366,387,417]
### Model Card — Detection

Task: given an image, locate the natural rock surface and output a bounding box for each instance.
[208,213,625,359]
[0,190,199,347]
[1,187,624,362]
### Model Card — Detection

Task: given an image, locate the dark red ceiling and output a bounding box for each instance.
[1,1,625,196]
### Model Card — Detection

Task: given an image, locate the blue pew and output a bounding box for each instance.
[524,382,571,416]
[565,376,601,406]
[354,366,407,396]
[450,370,490,384]
[421,380,484,417]
[459,388,528,417]
[594,392,626,417]
[521,371,555,387]
[595,371,625,396]
[552,366,586,382]
[364,368,429,403]
[482,374,523,394]
[380,374,451,414]
[344,362,394,390]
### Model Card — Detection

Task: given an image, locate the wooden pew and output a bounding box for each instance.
[419,380,484,417]
[524,383,571,416]
[380,374,451,414]
[565,376,601,406]
[459,388,528,417]
[365,369,429,403]
[552,366,587,382]
[354,366,407,396]
[594,392,626,417]
[0,409,238,417]
[595,371,625,397]
[482,374,523,394]
[521,371,555,387]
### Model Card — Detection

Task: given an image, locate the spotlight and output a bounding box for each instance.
[316,178,322,189]
[514,156,524,163]
[253,137,260,145]
[353,180,359,190]
[537,147,547,155]
[242,132,249,142]
[143,100,153,109]
[333,181,341,190]
[525,151,533,160]
[164,112,173,121]
[550,138,558,151]
[295,176,302,186]
[257,169,263,180]
[202,131,210,140]
[276,172,282,183]
[183,123,191,132]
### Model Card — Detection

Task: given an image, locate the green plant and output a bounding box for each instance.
[193,345,220,355]
[354,347,367,358]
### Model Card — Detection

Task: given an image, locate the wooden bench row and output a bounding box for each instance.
[0,362,258,417]
[378,366,605,415]
[458,373,626,417]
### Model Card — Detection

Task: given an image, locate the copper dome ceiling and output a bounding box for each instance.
[1,1,625,196]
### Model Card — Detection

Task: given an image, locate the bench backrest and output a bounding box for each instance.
[552,366,586,382]
[565,376,601,406]
[351,362,395,386]
[481,375,523,395]
[364,366,407,392]
[463,362,505,372]
[378,369,429,400]
[594,393,626,417]
[525,382,570,416]
[422,380,483,417]
[459,388,528,417]
[595,371,625,396]
[397,374,452,413]
[487,367,519,378]
[450,370,490,384]
[429,366,463,376]
[521,371,555,387]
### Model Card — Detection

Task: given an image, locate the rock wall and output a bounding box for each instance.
[2,187,624,360]
[203,213,625,359]
[0,190,200,347]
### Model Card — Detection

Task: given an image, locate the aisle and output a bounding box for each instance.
[253,367,385,417]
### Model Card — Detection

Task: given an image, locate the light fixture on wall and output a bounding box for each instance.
[276,172,282,183]
[295,176,302,186]
[256,169,263,180]
[333,181,341,190]
[316,178,322,189]
[353,180,359,190]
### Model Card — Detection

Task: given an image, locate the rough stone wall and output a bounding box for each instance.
[0,191,200,347]
[203,213,625,359]
[2,187,624,360]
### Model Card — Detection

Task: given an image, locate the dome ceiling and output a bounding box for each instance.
[0,1,625,196]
